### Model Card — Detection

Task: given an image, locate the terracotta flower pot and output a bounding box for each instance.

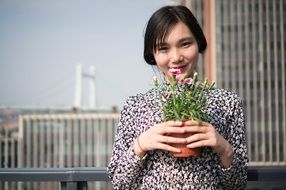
[169,132,201,158]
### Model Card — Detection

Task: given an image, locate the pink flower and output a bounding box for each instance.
[165,91,172,99]
[178,78,193,85]
[162,92,172,102]
[169,68,181,76]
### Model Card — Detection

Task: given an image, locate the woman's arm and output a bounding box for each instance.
[107,96,146,190]
[216,96,248,189]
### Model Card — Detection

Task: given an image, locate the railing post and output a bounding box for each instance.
[61,181,87,190]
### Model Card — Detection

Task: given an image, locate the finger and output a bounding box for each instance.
[183,120,201,126]
[157,143,182,153]
[159,136,187,144]
[185,133,208,143]
[198,121,211,127]
[157,125,186,134]
[165,120,183,127]
[201,126,208,133]
[183,126,209,133]
[187,140,210,148]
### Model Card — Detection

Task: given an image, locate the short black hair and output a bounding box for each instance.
[144,5,207,65]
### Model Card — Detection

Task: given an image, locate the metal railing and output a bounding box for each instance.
[0,167,109,190]
[0,167,286,190]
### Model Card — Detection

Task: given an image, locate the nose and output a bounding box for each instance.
[169,48,182,63]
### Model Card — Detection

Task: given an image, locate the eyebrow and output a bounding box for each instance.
[156,36,195,47]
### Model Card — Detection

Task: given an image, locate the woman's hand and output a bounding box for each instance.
[183,120,234,168]
[133,120,187,157]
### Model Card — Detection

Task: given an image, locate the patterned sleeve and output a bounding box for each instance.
[107,95,146,189]
[216,94,248,189]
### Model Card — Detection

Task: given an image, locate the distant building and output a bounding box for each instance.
[0,108,118,190]
[172,0,286,165]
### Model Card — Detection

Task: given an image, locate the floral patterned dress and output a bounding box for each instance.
[108,85,248,190]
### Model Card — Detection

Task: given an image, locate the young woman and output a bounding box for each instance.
[108,5,248,189]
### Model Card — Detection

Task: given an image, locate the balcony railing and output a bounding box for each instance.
[0,167,286,190]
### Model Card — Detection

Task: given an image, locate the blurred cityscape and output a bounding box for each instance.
[1,0,285,190]
[177,0,286,166]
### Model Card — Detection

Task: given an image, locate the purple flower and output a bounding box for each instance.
[178,78,193,85]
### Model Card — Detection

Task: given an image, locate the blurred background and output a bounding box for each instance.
[0,0,285,189]
[0,0,164,110]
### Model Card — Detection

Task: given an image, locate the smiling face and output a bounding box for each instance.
[153,22,199,81]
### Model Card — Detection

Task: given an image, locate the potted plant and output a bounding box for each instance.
[154,68,214,157]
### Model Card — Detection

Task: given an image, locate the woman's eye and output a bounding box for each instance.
[157,46,168,52]
[181,41,192,48]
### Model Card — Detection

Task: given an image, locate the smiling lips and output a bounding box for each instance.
[170,64,187,73]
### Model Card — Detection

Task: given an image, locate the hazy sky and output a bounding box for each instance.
[0,0,168,110]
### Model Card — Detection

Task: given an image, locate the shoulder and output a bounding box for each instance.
[206,87,244,120]
[122,88,157,111]
[124,94,145,106]
[207,87,242,106]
